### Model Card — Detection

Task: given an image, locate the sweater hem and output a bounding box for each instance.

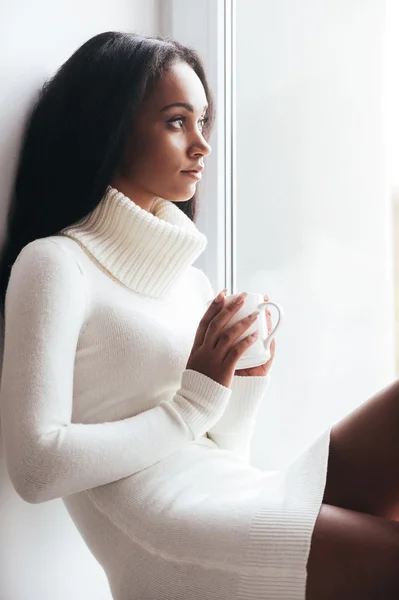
[236,427,331,600]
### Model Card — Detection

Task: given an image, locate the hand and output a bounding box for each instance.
[234,295,276,377]
[186,290,262,388]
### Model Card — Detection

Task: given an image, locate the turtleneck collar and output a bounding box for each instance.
[60,186,207,300]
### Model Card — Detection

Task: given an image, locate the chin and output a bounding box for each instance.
[163,185,197,203]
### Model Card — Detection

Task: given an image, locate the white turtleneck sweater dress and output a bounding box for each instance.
[0,186,331,600]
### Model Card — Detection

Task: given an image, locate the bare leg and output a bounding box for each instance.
[322,378,399,520]
[306,504,399,599]
[304,379,399,598]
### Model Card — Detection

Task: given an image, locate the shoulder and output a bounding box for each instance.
[7,236,88,315]
[5,236,89,327]
[12,236,85,280]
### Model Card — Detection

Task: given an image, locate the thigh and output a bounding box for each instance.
[306,504,399,600]
[323,378,399,519]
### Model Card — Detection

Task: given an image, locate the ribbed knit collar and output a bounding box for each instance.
[60,186,207,299]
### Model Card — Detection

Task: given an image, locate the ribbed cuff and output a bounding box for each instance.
[168,369,232,440]
[182,369,231,402]
[209,374,270,433]
[232,373,270,406]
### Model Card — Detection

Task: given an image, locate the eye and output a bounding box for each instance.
[167,115,209,132]
[198,116,209,132]
[168,116,185,129]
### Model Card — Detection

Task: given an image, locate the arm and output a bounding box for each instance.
[195,268,270,463]
[0,240,231,504]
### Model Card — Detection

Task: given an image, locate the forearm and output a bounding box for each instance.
[1,369,230,504]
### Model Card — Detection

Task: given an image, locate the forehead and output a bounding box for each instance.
[146,62,208,112]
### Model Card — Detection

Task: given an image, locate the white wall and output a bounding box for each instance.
[0,3,160,599]
[235,0,396,469]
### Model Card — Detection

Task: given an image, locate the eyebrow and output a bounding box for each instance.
[160,102,208,113]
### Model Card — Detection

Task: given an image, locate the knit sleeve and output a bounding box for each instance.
[194,268,271,463]
[206,374,270,464]
[0,240,231,504]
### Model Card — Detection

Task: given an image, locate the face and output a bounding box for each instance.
[112,61,212,211]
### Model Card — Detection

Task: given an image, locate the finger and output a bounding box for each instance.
[215,308,259,351]
[225,329,259,369]
[264,295,272,334]
[266,309,272,334]
[205,293,248,347]
[270,338,276,358]
[193,289,226,348]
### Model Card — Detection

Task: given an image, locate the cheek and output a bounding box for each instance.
[156,131,186,158]
[134,133,185,175]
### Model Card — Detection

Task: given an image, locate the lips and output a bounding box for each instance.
[181,171,202,180]
[181,165,204,174]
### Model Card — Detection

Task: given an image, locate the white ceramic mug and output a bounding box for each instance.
[206,292,284,369]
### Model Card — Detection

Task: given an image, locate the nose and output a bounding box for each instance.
[189,133,212,159]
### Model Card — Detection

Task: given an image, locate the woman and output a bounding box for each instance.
[0,31,398,600]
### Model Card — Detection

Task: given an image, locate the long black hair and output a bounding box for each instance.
[0,31,215,314]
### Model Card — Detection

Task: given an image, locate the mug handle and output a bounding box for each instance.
[256,301,284,350]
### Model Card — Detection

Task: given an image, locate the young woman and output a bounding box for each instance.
[0,31,398,600]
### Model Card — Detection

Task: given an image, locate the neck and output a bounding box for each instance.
[110,175,156,212]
